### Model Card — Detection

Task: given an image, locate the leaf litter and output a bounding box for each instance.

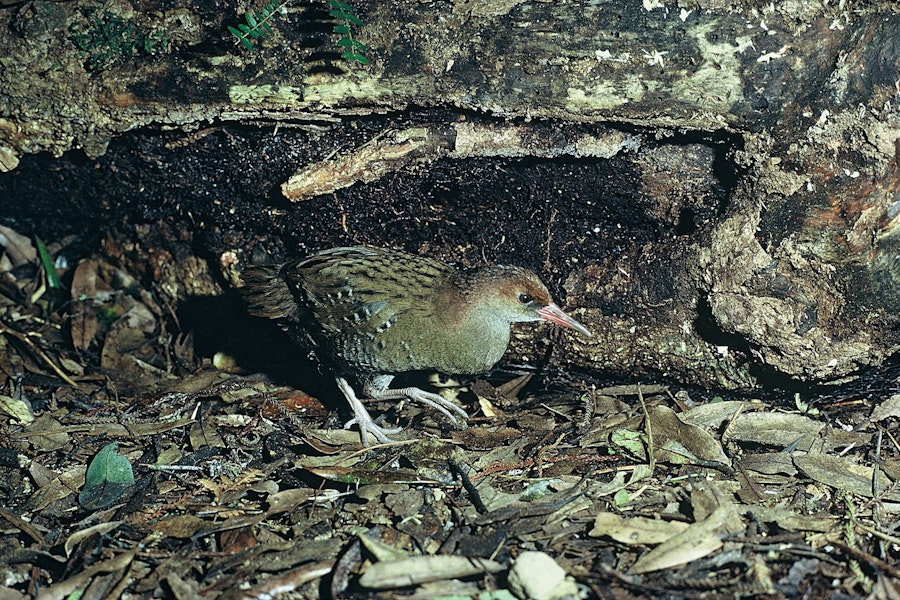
[0,224,898,599]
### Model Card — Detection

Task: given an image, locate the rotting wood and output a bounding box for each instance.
[282,123,640,200]
[0,1,898,388]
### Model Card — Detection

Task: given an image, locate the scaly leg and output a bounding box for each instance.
[336,377,403,446]
[338,375,470,446]
[366,374,469,423]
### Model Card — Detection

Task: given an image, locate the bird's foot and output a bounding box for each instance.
[336,377,403,446]
[373,386,469,425]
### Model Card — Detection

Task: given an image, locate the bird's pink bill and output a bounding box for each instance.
[537,303,592,337]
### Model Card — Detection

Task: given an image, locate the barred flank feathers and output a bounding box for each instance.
[240,265,301,321]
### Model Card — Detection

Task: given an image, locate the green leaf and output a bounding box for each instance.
[246,11,258,27]
[227,25,243,38]
[34,236,62,290]
[85,443,135,486]
[79,443,135,509]
[329,0,355,11]
[240,37,254,50]
[0,393,34,425]
[611,428,645,456]
[329,9,363,25]
[338,38,367,50]
[237,23,251,33]
[333,24,351,34]
[342,50,370,64]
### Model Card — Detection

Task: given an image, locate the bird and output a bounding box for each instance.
[240,246,591,446]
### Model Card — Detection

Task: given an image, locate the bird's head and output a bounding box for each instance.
[461,266,592,337]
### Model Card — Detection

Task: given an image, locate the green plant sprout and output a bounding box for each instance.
[34,236,62,290]
[227,0,289,50]
[70,6,168,71]
[328,0,369,64]
[228,0,369,64]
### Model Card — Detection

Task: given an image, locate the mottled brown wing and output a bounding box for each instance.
[281,247,454,372]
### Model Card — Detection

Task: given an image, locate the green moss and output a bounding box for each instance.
[70,6,168,71]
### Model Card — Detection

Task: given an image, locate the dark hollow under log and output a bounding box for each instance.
[1,0,898,390]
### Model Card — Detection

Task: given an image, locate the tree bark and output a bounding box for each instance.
[1,0,898,388]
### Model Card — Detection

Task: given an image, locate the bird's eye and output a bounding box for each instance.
[518,293,533,305]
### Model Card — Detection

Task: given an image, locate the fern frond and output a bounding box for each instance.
[337,38,366,50]
[327,0,369,64]
[328,8,363,26]
[341,50,369,64]
[228,0,369,62]
[228,0,289,50]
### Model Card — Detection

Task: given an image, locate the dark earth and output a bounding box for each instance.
[1,119,898,598]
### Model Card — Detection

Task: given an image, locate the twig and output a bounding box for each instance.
[0,321,78,387]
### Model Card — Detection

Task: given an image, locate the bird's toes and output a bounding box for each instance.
[344,415,404,446]
[389,387,469,421]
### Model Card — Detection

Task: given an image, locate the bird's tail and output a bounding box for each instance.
[239,265,301,322]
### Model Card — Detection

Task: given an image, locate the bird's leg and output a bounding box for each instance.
[366,375,469,424]
[338,375,470,446]
[335,377,403,446]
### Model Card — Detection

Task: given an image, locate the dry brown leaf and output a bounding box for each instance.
[681,400,768,428]
[64,521,123,557]
[589,512,689,544]
[358,555,504,589]
[239,561,336,597]
[26,464,87,512]
[628,504,745,574]
[508,551,578,600]
[189,419,224,450]
[646,405,731,467]
[358,530,413,562]
[27,460,58,488]
[56,356,85,376]
[36,550,137,600]
[726,412,823,448]
[870,394,900,422]
[690,479,737,521]
[0,224,37,266]
[26,415,69,452]
[0,506,45,545]
[0,393,34,425]
[588,467,651,499]
[747,506,836,532]
[164,572,201,599]
[384,488,425,519]
[99,299,160,373]
[251,539,345,574]
[150,514,208,539]
[793,453,899,500]
[266,488,318,514]
[70,258,117,352]
[740,453,797,476]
